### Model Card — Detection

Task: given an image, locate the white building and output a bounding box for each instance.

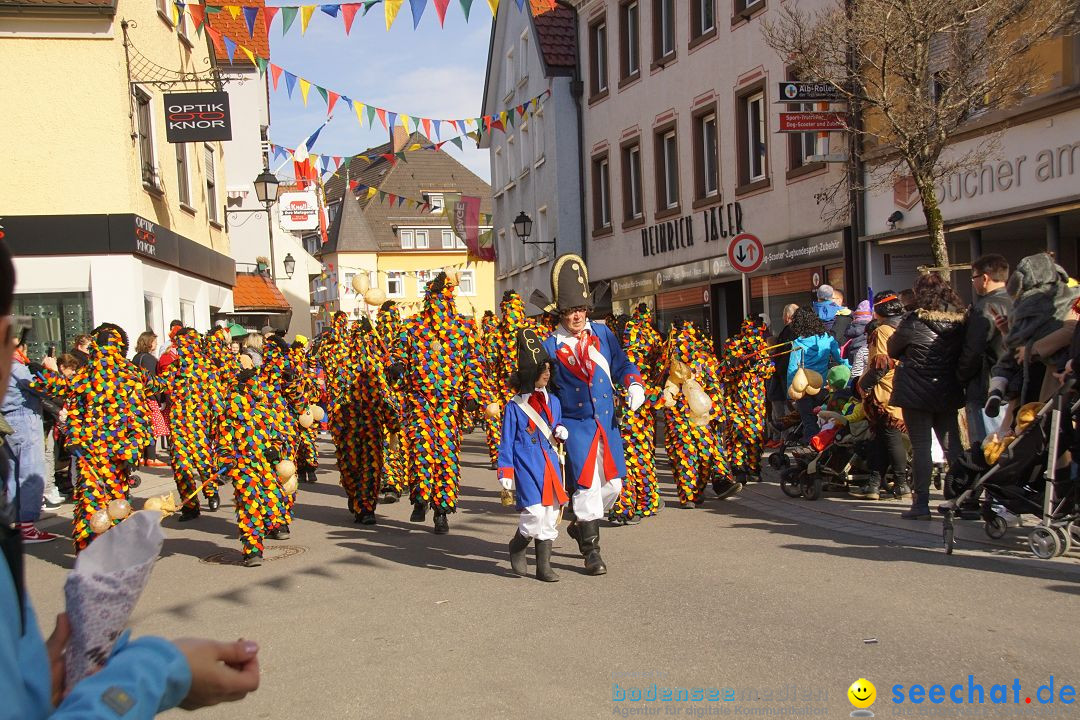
[480,0,584,309]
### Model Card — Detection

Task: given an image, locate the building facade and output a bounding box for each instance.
[861,35,1080,295]
[311,130,495,334]
[0,0,235,356]
[209,1,321,338]
[568,0,851,345]
[480,0,583,307]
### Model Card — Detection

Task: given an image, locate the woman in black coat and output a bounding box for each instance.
[887,273,967,519]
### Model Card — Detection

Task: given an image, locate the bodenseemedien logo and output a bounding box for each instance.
[848,678,876,717]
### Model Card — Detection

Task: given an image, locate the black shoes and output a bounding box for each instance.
[358,511,377,525]
[713,478,744,499]
[410,502,427,522]
[266,527,290,540]
[178,507,200,522]
[381,490,400,504]
[207,495,220,512]
[508,531,530,576]
[243,552,263,567]
[433,512,449,535]
[534,539,559,582]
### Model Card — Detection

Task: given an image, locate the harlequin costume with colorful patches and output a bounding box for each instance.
[259,334,306,533]
[496,328,568,582]
[542,255,645,576]
[661,321,734,508]
[317,312,363,515]
[213,367,289,567]
[148,327,220,521]
[289,338,321,484]
[376,301,407,501]
[388,272,495,534]
[610,304,665,523]
[478,308,502,465]
[718,318,775,481]
[32,324,152,551]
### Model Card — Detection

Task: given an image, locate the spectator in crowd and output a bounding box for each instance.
[830,288,853,342]
[2,329,57,543]
[766,304,799,447]
[229,340,241,354]
[155,321,184,375]
[812,284,841,332]
[957,254,1013,446]
[132,331,168,468]
[985,252,1079,417]
[887,273,967,520]
[899,289,916,312]
[787,308,847,445]
[68,334,90,368]
[242,333,264,368]
[47,353,80,502]
[260,325,277,339]
[851,291,910,500]
[845,299,873,381]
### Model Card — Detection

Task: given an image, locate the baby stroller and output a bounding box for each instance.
[778,413,873,500]
[939,386,1080,558]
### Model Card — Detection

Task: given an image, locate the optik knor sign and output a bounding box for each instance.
[164,92,232,143]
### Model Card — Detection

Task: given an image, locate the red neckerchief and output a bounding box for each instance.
[574,330,596,379]
[528,390,553,426]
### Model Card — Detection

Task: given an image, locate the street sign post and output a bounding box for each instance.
[778,112,847,132]
[778,82,845,103]
[727,233,764,274]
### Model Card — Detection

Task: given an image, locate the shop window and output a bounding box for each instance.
[14,292,92,361]
[589,17,609,100]
[691,0,716,42]
[654,123,680,213]
[619,1,640,83]
[621,140,644,221]
[736,83,770,192]
[693,106,719,202]
[592,152,612,232]
[180,300,196,329]
[144,294,165,341]
[204,143,220,223]
[653,0,676,64]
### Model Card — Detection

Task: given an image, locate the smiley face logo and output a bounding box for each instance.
[848,678,876,713]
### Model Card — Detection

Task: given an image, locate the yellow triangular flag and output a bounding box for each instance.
[399,114,410,130]
[385,0,404,29]
[367,187,378,199]
[500,110,508,126]
[171,1,180,25]
[226,5,241,20]
[408,143,421,151]
[300,5,315,34]
[354,102,366,127]
[299,78,311,105]
[487,0,499,16]
[241,46,256,65]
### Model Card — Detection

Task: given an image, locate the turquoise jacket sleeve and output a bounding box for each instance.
[2,564,192,720]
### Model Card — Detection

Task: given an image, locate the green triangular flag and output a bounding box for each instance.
[506,111,516,128]
[378,191,387,202]
[205,4,223,13]
[459,0,474,21]
[365,104,377,127]
[395,151,408,163]
[254,56,268,77]
[316,85,329,106]
[450,136,463,150]
[362,0,379,14]
[280,6,298,35]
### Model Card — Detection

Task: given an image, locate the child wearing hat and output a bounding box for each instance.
[496,328,569,582]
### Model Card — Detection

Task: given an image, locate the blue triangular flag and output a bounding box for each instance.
[409,0,426,28]
[222,35,237,63]
[320,4,340,17]
[284,71,297,98]
[387,111,398,131]
[241,6,259,37]
[433,119,442,140]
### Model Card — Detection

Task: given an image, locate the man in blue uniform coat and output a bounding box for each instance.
[542,255,644,575]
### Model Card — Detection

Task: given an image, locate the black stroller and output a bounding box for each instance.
[939,387,1080,558]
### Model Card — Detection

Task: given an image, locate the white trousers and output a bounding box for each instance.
[519,503,560,541]
[571,441,623,522]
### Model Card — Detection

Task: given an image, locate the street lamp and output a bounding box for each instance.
[514,210,554,247]
[283,253,296,279]
[253,168,280,284]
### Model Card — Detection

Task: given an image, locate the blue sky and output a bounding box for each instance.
[266,4,497,184]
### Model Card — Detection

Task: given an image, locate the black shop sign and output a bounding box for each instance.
[641,201,744,257]
[164,91,232,143]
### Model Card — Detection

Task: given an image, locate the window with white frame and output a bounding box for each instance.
[656,0,675,59]
[692,0,715,39]
[494,147,503,188]
[520,120,530,174]
[590,20,608,96]
[176,142,191,206]
[536,206,548,246]
[426,193,444,212]
[621,1,640,80]
[442,229,455,249]
[155,0,172,22]
[458,269,476,295]
[518,30,529,83]
[624,142,643,219]
[344,272,356,292]
[592,154,612,230]
[744,91,767,183]
[415,270,437,295]
[415,229,429,249]
[400,229,415,249]
[699,112,719,197]
[386,271,404,297]
[135,87,158,189]
[507,135,518,179]
[504,49,515,96]
[659,129,679,209]
[204,143,219,222]
[533,110,545,162]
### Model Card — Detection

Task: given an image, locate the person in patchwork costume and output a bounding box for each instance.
[719,318,775,483]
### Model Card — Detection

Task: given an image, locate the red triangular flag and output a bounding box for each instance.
[376,108,387,130]
[341,3,360,34]
[262,6,279,34]
[422,117,432,137]
[205,26,225,57]
[269,63,283,90]
[326,90,340,116]
[348,180,359,191]
[188,3,206,31]
[433,0,451,26]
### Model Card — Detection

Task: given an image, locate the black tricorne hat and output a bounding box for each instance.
[510,327,554,392]
[550,254,591,312]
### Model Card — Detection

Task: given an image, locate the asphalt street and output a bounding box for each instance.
[23,433,1080,719]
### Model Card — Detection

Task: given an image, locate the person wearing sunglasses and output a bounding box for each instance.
[957,254,1012,447]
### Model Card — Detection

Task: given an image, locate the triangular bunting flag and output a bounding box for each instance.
[284,71,298,97]
[422,118,432,137]
[376,107,388,129]
[269,63,283,89]
[327,90,340,115]
[433,119,442,140]
[262,5,280,32]
[396,195,406,206]
[433,0,451,25]
[354,101,367,127]
[487,0,499,16]
[241,5,259,37]
[281,6,299,34]
[459,0,474,21]
[341,2,360,33]
[365,104,377,127]
[320,3,341,17]
[205,26,225,57]
[254,56,269,76]
[222,36,237,64]
[226,5,241,21]
[408,0,426,28]
[188,3,206,31]
[450,136,463,150]
[300,5,316,33]
[299,78,312,105]
[384,0,404,29]
[241,45,257,66]
[316,85,329,106]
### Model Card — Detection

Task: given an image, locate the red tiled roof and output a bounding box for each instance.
[531,0,576,71]
[233,273,290,312]
[206,0,269,65]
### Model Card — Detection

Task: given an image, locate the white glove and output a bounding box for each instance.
[627,383,646,412]
[498,475,513,491]
[553,425,569,441]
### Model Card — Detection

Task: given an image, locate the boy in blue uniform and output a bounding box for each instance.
[497,329,569,582]
[542,255,644,576]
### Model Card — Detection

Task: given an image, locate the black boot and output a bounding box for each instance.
[207,495,221,512]
[410,502,427,522]
[901,492,931,520]
[267,526,290,540]
[577,519,607,576]
[358,511,377,525]
[508,531,530,576]
[243,551,263,567]
[849,473,881,500]
[433,511,449,535]
[381,490,400,504]
[534,539,559,582]
[178,506,200,522]
[566,520,585,555]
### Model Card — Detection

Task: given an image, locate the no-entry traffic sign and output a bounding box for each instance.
[728,233,764,274]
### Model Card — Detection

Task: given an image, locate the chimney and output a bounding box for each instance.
[392,124,410,153]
